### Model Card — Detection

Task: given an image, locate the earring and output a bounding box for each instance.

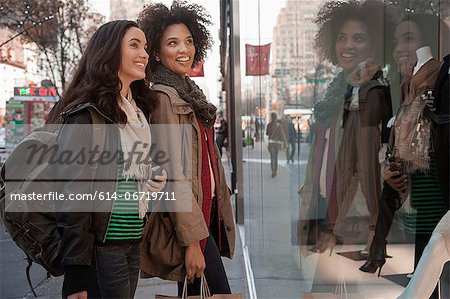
[155,56,160,61]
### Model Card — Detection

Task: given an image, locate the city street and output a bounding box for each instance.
[240,139,418,298]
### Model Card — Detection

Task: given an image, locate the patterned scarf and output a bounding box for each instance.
[313,72,347,128]
[118,91,153,218]
[393,59,442,172]
[151,64,216,128]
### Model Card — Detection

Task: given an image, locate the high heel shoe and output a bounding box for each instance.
[359,237,387,276]
[359,259,385,277]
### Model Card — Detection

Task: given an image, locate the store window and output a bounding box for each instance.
[239,0,449,298]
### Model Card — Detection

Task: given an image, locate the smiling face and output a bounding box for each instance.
[335,19,371,73]
[157,23,196,79]
[118,26,149,89]
[393,21,426,76]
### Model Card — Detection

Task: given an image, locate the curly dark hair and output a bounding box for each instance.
[137,0,212,74]
[46,20,156,125]
[315,0,387,65]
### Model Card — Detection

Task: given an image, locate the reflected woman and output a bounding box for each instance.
[299,0,391,255]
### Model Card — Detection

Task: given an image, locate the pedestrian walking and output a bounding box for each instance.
[283,116,296,164]
[215,111,228,157]
[266,112,287,177]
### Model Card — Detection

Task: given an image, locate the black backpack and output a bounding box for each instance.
[0,108,105,296]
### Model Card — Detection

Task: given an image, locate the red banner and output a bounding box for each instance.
[245,44,271,76]
[187,60,204,77]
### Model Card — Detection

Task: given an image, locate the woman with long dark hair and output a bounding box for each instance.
[47,20,166,299]
[138,1,235,297]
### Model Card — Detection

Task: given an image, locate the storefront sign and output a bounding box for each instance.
[14,87,57,97]
[245,43,271,76]
[13,87,58,101]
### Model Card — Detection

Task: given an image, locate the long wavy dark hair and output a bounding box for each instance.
[46,20,156,124]
[137,0,212,75]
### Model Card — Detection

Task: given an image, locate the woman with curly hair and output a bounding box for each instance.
[299,0,392,256]
[138,1,235,296]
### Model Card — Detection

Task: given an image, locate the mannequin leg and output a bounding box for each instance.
[399,212,450,298]
[397,233,450,299]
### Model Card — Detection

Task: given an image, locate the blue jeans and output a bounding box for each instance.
[85,243,140,298]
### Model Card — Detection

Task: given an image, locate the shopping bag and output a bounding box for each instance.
[302,272,384,299]
[155,275,243,299]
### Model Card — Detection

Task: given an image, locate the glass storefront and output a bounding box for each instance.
[236,0,450,298]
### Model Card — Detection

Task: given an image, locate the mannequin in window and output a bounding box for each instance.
[360,18,448,299]
[399,51,450,299]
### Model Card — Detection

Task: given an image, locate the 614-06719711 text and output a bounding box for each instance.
[96,191,176,201]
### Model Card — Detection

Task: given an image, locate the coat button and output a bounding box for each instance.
[226,226,232,232]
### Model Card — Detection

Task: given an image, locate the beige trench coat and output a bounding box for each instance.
[140,84,236,282]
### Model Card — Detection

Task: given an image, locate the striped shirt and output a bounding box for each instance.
[402,157,446,234]
[105,162,143,241]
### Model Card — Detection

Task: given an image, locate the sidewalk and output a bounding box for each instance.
[22,231,246,298]
[241,140,306,299]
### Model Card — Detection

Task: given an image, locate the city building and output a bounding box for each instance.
[0,28,42,109]
[109,0,148,21]
[0,20,62,131]
[271,0,324,109]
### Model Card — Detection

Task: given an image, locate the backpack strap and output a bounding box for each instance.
[25,255,37,297]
